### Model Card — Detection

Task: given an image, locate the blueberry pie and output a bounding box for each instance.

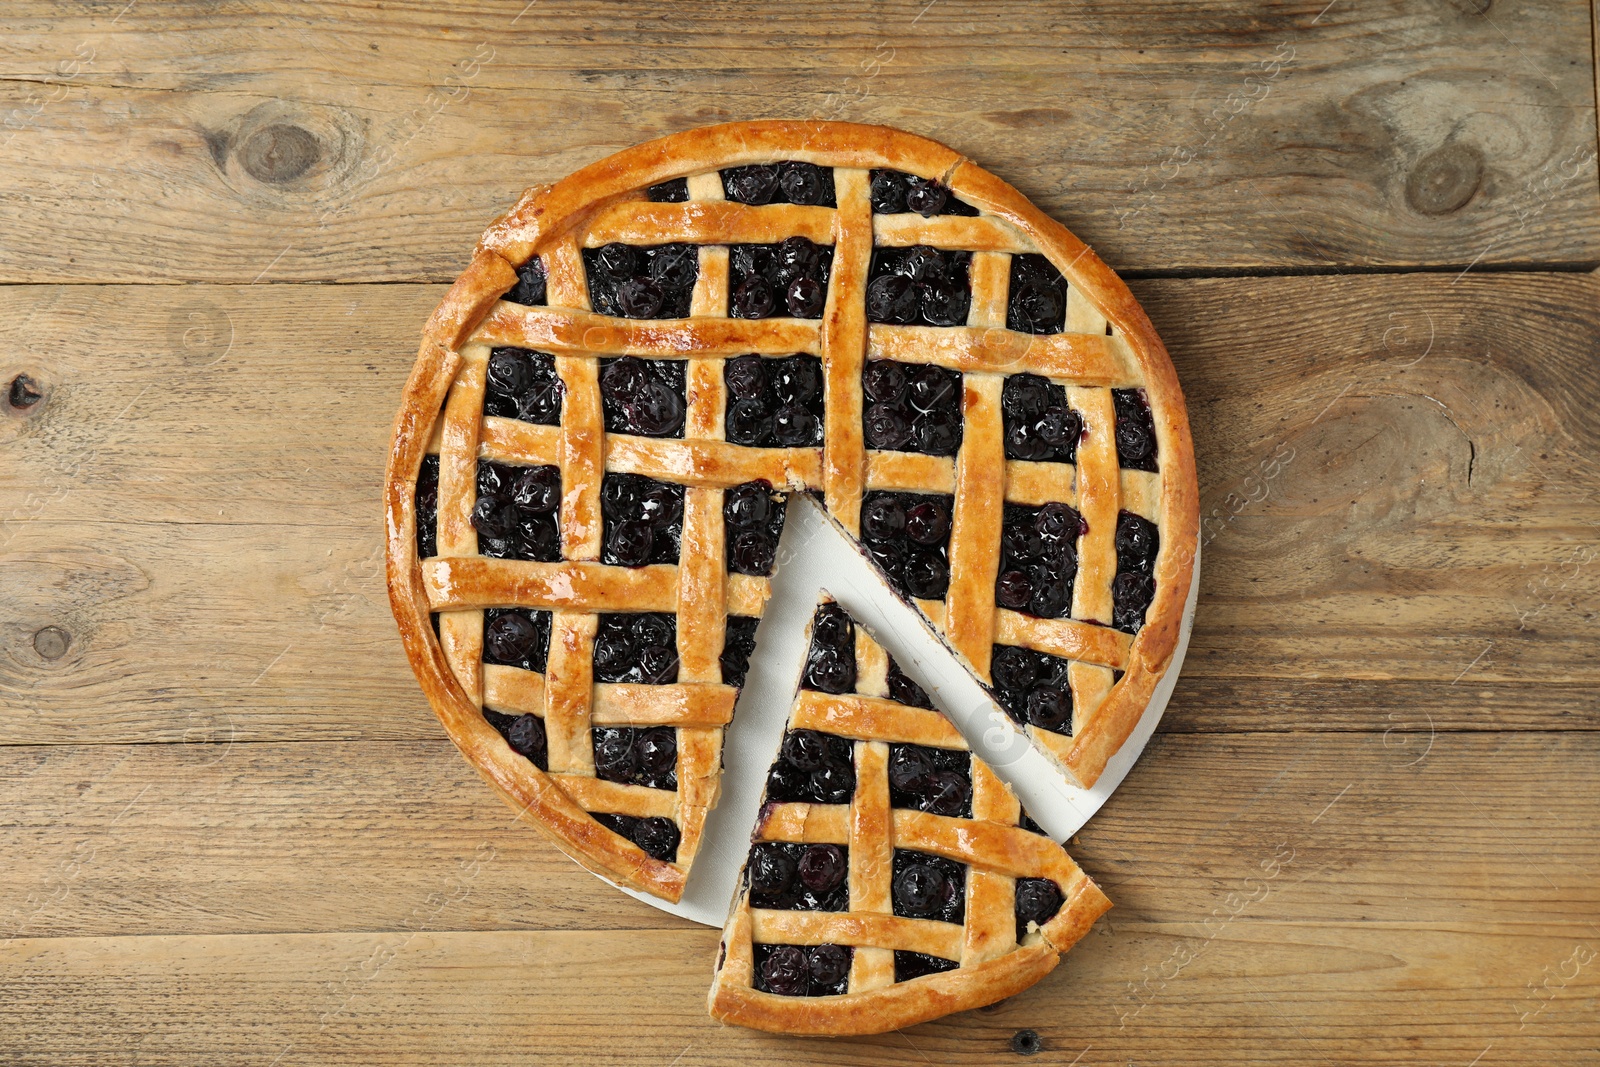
[708,599,1110,1034]
[386,121,1196,907]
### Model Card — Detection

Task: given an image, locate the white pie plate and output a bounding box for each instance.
[603,495,1200,928]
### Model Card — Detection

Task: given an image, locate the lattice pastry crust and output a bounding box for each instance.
[708,597,1111,1035]
[384,120,1198,904]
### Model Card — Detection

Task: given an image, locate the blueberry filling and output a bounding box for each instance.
[646,177,689,203]
[891,849,965,924]
[894,950,960,982]
[593,612,679,684]
[473,460,562,563]
[599,356,686,438]
[483,608,553,673]
[723,353,825,448]
[504,256,547,306]
[753,942,853,997]
[484,346,564,425]
[1018,808,1049,837]
[885,654,932,709]
[990,644,1074,736]
[865,246,973,327]
[728,239,834,319]
[1006,253,1068,335]
[868,169,979,217]
[1001,373,1080,463]
[592,725,678,790]
[724,481,787,577]
[995,502,1083,618]
[720,615,761,687]
[860,490,954,602]
[861,359,963,456]
[721,162,837,208]
[1014,877,1065,941]
[802,603,856,694]
[591,813,680,862]
[746,841,849,911]
[1113,388,1158,472]
[888,744,972,818]
[584,242,698,319]
[483,709,549,770]
[765,728,855,804]
[600,473,684,567]
[415,454,440,559]
[1111,510,1160,635]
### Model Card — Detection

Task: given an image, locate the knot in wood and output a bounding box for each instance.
[238,123,321,183]
[1406,143,1483,216]
[33,626,71,661]
[1010,1028,1043,1056]
[7,374,43,410]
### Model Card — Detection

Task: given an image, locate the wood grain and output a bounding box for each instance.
[0,1,1595,281]
[1,733,1594,940]
[2,273,1596,744]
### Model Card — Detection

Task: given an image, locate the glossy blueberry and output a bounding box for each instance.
[482,609,552,673]
[861,490,954,602]
[1112,570,1157,634]
[766,728,854,806]
[414,454,440,559]
[1113,388,1159,471]
[601,473,684,566]
[722,164,779,205]
[749,843,797,896]
[886,655,932,709]
[599,357,685,438]
[719,615,760,687]
[747,841,849,913]
[1001,373,1078,463]
[807,943,851,991]
[1006,254,1068,334]
[724,480,787,577]
[1014,877,1065,940]
[797,844,847,894]
[583,243,697,319]
[646,177,688,203]
[892,850,965,923]
[868,169,978,217]
[990,644,1075,737]
[865,274,918,324]
[776,161,836,206]
[729,240,833,320]
[593,612,678,684]
[474,460,561,563]
[484,709,548,770]
[888,743,972,818]
[755,944,809,996]
[862,360,907,404]
[632,817,680,861]
[504,256,547,306]
[483,347,563,425]
[1116,511,1160,573]
[894,950,959,982]
[995,502,1080,619]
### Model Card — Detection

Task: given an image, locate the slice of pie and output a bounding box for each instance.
[708,597,1111,1034]
[385,120,1198,904]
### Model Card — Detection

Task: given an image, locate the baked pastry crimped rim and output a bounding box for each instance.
[384,120,1199,904]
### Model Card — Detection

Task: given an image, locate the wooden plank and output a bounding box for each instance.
[0,733,1593,939]
[3,273,1598,744]
[1,920,1595,1065]
[0,1,1595,281]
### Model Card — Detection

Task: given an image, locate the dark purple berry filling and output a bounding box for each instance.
[1111,511,1160,634]
[728,239,834,319]
[865,246,973,327]
[1112,571,1156,634]
[995,501,1083,619]
[646,178,689,203]
[1014,877,1065,941]
[868,169,978,217]
[894,950,960,982]
[723,354,824,448]
[1018,808,1049,837]
[599,356,686,438]
[415,454,440,559]
[765,728,855,804]
[887,743,972,818]
[724,480,788,577]
[593,612,679,684]
[1112,388,1158,472]
[861,359,963,456]
[600,473,684,566]
[584,243,698,319]
[484,346,564,425]
[592,813,680,862]
[482,709,549,771]
[473,460,562,563]
[891,849,966,924]
[990,644,1074,736]
[721,161,837,208]
[802,602,857,694]
[504,256,547,306]
[592,725,678,791]
[861,490,954,602]
[483,608,553,673]
[885,654,933,709]
[746,841,849,911]
[1006,253,1067,334]
[753,942,852,997]
[1001,372,1080,463]
[720,615,760,687]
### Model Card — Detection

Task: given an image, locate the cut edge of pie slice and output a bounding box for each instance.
[707,595,1112,1035]
[385,119,1199,904]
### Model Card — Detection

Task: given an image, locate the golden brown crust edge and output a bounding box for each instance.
[385,119,1198,901]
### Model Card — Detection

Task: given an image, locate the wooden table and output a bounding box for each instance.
[3,3,1597,1063]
